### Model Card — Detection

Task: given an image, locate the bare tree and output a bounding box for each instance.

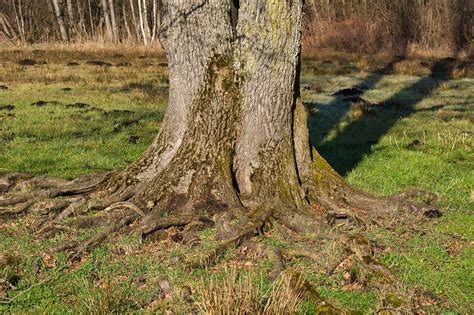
[66,0,75,36]
[51,0,69,42]
[108,0,118,41]
[100,0,114,41]
[137,0,150,45]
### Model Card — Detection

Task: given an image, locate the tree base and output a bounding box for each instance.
[0,168,442,311]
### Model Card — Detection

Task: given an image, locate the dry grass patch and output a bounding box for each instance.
[196,268,309,315]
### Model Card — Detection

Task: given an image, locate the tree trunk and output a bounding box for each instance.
[0,0,428,238]
[66,0,75,37]
[94,0,386,220]
[51,0,69,42]
[151,0,159,42]
[137,0,150,45]
[100,0,114,42]
[129,0,141,41]
[108,0,118,41]
[123,1,133,41]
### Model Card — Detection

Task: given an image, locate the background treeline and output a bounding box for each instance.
[0,0,160,44]
[303,0,473,55]
[0,0,472,55]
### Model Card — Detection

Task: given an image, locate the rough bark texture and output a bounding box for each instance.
[98,0,311,214]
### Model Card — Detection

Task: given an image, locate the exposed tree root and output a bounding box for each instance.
[0,168,443,312]
[76,213,138,253]
[141,214,213,236]
[0,173,33,193]
[243,240,285,280]
[0,172,110,219]
[188,209,272,269]
[391,187,439,204]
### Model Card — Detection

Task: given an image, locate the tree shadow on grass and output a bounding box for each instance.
[307,58,457,175]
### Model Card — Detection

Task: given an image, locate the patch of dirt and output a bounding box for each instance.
[0,113,16,120]
[62,87,72,92]
[113,119,139,132]
[405,139,423,150]
[31,100,59,107]
[66,102,90,109]
[0,104,15,111]
[347,96,372,105]
[158,63,168,67]
[105,109,135,116]
[86,60,112,67]
[18,59,37,66]
[333,88,364,97]
[7,275,21,286]
[116,62,131,67]
[31,100,48,107]
[423,209,443,218]
[127,135,140,144]
[67,61,80,67]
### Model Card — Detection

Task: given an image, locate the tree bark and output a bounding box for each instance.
[52,0,69,42]
[137,0,150,45]
[66,0,75,37]
[108,0,118,41]
[93,0,360,218]
[100,0,114,42]
[129,0,141,41]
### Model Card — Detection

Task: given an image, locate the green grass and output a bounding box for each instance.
[1,47,473,313]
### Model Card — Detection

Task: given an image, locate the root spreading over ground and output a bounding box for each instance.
[0,166,443,312]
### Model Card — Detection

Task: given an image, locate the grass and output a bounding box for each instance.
[0,46,473,313]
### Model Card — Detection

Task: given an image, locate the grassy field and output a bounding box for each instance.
[0,46,473,313]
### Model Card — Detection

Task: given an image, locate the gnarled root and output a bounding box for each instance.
[0,172,110,219]
[0,167,443,313]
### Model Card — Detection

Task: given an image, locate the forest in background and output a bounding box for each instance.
[0,0,472,56]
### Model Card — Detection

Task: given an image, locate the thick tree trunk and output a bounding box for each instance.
[1,0,425,234]
[91,0,376,218]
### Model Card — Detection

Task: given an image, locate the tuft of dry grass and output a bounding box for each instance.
[196,268,306,315]
[393,59,430,76]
